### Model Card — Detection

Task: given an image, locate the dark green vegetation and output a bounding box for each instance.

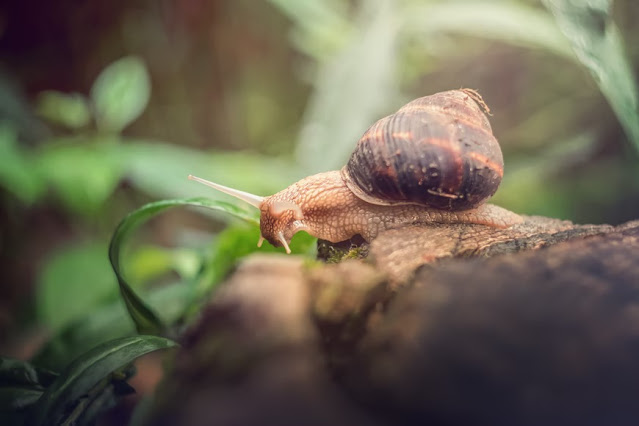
[1,0,638,424]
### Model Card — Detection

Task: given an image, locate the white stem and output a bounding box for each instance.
[188,175,264,209]
[277,232,291,254]
[257,236,265,247]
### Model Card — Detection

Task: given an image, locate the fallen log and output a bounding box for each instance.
[146,217,639,426]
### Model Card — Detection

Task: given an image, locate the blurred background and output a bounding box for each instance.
[0,0,638,416]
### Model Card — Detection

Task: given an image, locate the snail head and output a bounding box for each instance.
[258,199,306,254]
[188,175,305,254]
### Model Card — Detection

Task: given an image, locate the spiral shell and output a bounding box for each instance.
[341,89,504,211]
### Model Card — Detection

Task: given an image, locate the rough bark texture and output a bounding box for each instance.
[146,217,639,426]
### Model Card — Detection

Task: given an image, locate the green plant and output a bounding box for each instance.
[2,0,638,424]
[0,337,176,425]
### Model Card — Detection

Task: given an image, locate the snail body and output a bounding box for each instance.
[190,89,522,254]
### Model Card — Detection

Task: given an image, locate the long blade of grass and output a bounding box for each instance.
[31,336,176,426]
[109,198,258,335]
[265,0,351,59]
[295,0,399,173]
[542,0,639,153]
[402,1,572,58]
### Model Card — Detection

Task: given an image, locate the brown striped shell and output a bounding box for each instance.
[341,89,504,211]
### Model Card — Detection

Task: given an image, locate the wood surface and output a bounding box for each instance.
[147,217,639,426]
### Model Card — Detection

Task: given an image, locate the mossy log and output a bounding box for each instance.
[146,217,639,426]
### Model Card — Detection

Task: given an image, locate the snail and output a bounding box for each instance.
[189,89,522,254]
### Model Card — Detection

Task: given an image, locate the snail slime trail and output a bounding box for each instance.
[189,89,522,254]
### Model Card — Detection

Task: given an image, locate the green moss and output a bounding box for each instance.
[341,247,367,260]
[316,235,369,263]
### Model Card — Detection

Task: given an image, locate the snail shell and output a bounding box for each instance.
[341,89,504,211]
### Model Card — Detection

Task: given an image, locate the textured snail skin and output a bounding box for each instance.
[259,170,522,249]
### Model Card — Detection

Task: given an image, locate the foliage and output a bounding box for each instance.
[91,56,151,134]
[0,124,44,204]
[37,242,118,333]
[36,91,90,130]
[542,0,639,151]
[1,0,639,424]
[1,336,175,425]
[295,0,399,173]
[107,197,259,335]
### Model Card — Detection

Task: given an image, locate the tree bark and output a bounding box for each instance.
[147,217,639,426]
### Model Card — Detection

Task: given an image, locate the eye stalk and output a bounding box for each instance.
[255,233,291,255]
[187,175,264,208]
[277,232,291,254]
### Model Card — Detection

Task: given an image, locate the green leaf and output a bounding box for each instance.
[0,358,58,389]
[31,335,177,426]
[67,372,134,426]
[124,246,176,286]
[125,246,200,286]
[0,387,43,412]
[295,0,399,173]
[33,302,135,373]
[35,91,90,129]
[0,358,56,419]
[195,223,315,297]
[402,1,572,58]
[37,241,118,333]
[91,56,151,133]
[109,198,258,334]
[36,140,122,216]
[0,123,44,204]
[33,283,191,372]
[542,0,639,153]
[120,141,301,200]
